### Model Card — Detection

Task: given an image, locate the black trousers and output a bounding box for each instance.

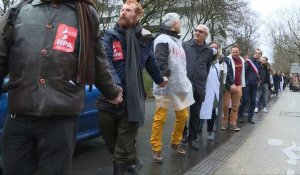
[183,93,202,141]
[99,110,139,164]
[207,109,217,132]
[1,114,77,175]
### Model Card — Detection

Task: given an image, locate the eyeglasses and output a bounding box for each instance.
[194,29,205,34]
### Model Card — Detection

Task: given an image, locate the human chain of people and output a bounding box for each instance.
[0,0,299,175]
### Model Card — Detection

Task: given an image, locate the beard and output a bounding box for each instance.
[118,16,137,28]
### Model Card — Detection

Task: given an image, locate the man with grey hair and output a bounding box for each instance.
[150,12,194,163]
[182,24,214,150]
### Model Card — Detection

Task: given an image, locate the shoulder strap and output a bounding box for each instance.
[2,0,33,44]
[7,0,32,26]
[213,64,220,80]
[0,10,10,35]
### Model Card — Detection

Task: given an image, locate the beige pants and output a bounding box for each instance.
[222,85,242,126]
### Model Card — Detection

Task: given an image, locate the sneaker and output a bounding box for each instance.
[230,125,240,131]
[188,139,200,150]
[152,150,163,163]
[221,124,228,130]
[207,132,214,140]
[171,144,186,156]
[262,108,269,113]
[254,107,258,113]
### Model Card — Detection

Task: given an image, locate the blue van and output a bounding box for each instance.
[0,82,101,142]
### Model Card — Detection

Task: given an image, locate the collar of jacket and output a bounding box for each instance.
[250,57,261,66]
[156,26,181,39]
[32,0,75,9]
[186,39,210,49]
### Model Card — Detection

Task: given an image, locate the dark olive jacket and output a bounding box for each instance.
[0,0,120,116]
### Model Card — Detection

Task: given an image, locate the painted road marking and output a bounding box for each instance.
[282,143,300,165]
[268,138,284,146]
[268,139,299,175]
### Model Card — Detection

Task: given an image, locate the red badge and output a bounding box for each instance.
[53,24,78,52]
[113,41,124,61]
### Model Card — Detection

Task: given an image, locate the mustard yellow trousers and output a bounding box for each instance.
[150,107,188,151]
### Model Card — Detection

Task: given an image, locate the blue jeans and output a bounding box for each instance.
[256,83,269,108]
[1,114,77,175]
[239,84,258,119]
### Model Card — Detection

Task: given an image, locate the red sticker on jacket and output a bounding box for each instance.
[53,24,78,52]
[113,41,124,61]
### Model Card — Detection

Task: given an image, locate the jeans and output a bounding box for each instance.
[1,114,77,175]
[256,83,269,108]
[239,84,258,119]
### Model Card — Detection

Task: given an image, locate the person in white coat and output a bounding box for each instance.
[150,13,194,163]
[199,42,226,140]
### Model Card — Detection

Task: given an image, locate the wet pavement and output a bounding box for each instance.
[72,101,238,175]
[213,90,300,175]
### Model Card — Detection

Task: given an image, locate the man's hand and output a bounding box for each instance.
[258,80,262,88]
[109,88,123,104]
[230,84,237,92]
[158,76,169,87]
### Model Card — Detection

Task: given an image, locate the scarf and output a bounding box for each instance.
[43,0,96,86]
[124,25,145,124]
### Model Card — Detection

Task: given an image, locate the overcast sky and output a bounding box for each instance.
[249,0,298,61]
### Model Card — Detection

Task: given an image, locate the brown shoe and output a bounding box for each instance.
[221,124,228,130]
[171,144,186,156]
[230,125,240,131]
[152,150,163,163]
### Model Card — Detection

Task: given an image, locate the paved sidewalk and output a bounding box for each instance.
[186,90,300,175]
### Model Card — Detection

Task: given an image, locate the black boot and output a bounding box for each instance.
[248,118,255,124]
[125,158,143,175]
[113,161,128,175]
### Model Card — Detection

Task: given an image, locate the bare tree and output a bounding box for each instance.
[0,0,19,16]
[270,7,300,72]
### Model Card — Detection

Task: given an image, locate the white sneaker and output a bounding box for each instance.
[254,107,258,113]
[262,108,269,113]
[207,132,214,140]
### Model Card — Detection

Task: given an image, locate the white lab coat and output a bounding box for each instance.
[200,62,221,119]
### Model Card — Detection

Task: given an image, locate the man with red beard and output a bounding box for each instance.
[97,0,167,174]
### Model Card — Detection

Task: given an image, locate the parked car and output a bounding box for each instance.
[0,80,101,142]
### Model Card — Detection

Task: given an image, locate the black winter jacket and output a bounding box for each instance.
[96,24,164,114]
[244,58,263,86]
[183,40,213,102]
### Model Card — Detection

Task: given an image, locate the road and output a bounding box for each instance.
[72,101,236,175]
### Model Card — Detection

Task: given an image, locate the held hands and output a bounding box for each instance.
[230,84,237,92]
[158,76,169,87]
[109,87,123,104]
